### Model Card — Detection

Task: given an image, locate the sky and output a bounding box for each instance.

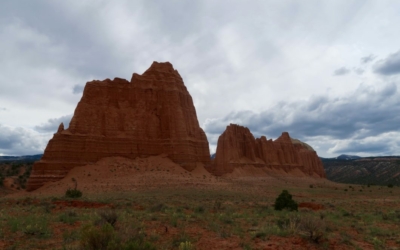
[1,1,400,157]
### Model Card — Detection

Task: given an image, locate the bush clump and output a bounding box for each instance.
[80,223,156,250]
[65,177,82,198]
[65,188,82,198]
[99,209,118,228]
[80,223,117,250]
[274,190,298,211]
[299,215,326,243]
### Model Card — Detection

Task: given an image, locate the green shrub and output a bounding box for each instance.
[65,188,82,198]
[274,190,298,211]
[194,206,205,213]
[388,184,394,188]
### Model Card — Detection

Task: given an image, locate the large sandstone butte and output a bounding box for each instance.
[207,124,326,177]
[27,62,210,191]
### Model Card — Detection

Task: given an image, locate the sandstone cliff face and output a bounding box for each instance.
[207,124,326,177]
[27,62,210,191]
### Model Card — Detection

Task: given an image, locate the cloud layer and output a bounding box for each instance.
[204,82,400,156]
[374,50,400,75]
[1,1,400,157]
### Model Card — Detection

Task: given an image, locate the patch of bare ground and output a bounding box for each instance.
[1,156,399,249]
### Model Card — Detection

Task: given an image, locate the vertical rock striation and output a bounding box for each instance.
[207,124,326,177]
[27,62,210,191]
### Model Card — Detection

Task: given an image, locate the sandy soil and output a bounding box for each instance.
[8,155,334,198]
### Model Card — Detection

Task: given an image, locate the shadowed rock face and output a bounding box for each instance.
[26,62,210,191]
[206,124,326,177]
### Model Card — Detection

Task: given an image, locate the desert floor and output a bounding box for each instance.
[0,156,399,249]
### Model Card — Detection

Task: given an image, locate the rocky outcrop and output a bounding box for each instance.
[207,124,326,177]
[27,62,210,191]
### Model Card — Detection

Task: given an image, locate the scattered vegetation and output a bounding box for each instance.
[0,161,33,189]
[0,183,399,249]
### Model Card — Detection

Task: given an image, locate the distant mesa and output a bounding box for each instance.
[26,62,211,191]
[336,154,361,160]
[205,124,326,178]
[26,61,326,191]
[319,154,362,160]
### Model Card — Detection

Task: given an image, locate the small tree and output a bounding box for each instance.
[274,190,298,211]
[65,178,82,198]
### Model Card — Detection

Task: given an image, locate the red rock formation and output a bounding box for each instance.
[27,62,210,191]
[207,124,326,177]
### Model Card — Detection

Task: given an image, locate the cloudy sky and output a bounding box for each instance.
[1,1,400,157]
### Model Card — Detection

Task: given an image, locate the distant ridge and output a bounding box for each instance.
[321,155,400,185]
[0,154,43,162]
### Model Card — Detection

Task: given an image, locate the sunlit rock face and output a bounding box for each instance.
[27,62,210,191]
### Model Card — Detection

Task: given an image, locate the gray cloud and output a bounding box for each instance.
[0,107,7,111]
[0,124,46,155]
[204,82,400,156]
[353,68,364,75]
[34,114,73,133]
[361,54,376,64]
[374,50,400,75]
[73,84,84,94]
[332,140,390,155]
[333,67,350,76]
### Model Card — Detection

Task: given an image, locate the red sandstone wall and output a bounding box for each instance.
[207,124,326,177]
[27,62,210,191]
